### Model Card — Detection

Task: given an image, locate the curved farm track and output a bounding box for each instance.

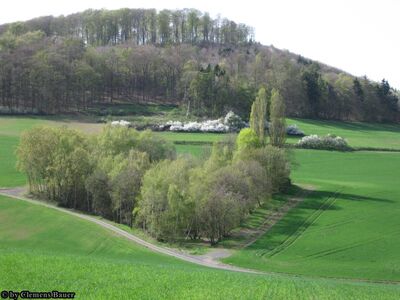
[1,187,399,285]
[0,187,260,275]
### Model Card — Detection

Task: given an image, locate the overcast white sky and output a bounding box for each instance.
[1,0,399,88]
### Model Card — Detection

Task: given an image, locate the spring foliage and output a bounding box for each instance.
[136,135,290,244]
[1,11,398,122]
[269,89,287,147]
[249,88,268,143]
[17,125,175,225]
[17,122,290,244]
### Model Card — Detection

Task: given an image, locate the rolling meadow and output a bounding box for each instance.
[1,115,400,298]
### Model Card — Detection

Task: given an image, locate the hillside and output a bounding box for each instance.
[2,194,399,299]
[0,8,398,122]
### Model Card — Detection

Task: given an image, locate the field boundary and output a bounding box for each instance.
[173,140,400,152]
[286,144,400,152]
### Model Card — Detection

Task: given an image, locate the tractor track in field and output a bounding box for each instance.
[1,187,400,285]
[240,186,315,249]
[261,190,341,258]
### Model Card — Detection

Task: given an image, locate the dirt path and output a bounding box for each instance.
[229,186,314,249]
[245,186,314,248]
[0,187,261,275]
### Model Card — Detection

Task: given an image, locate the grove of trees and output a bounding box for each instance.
[17,88,291,244]
[17,125,175,225]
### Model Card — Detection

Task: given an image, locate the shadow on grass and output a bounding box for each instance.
[239,185,305,230]
[246,187,394,256]
[0,114,97,124]
[291,118,400,134]
[0,103,179,122]
[85,102,178,117]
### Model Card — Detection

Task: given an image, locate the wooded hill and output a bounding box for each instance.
[0,8,399,122]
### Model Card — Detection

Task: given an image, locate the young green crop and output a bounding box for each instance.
[225,150,400,281]
[1,195,399,299]
[286,118,400,149]
[1,116,400,297]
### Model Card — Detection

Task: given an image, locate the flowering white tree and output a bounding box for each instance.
[111,120,131,127]
[165,111,243,133]
[297,134,351,151]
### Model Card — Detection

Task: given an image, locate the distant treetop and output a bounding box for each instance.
[0,8,255,46]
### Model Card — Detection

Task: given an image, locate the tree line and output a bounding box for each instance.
[0,8,399,122]
[0,8,253,46]
[17,88,290,244]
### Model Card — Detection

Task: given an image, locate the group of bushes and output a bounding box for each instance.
[17,125,290,244]
[296,134,352,151]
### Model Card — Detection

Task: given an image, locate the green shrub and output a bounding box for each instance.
[236,128,261,151]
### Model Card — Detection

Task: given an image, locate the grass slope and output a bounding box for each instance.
[159,118,400,150]
[0,117,104,187]
[0,117,46,187]
[1,195,399,299]
[155,131,225,143]
[225,150,400,281]
[287,118,400,149]
[175,144,210,157]
[0,136,25,187]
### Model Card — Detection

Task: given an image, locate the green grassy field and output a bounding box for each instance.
[287,118,400,149]
[0,117,49,187]
[220,185,307,248]
[1,115,400,297]
[175,144,210,157]
[1,195,399,299]
[155,131,225,143]
[157,119,400,150]
[0,136,25,187]
[0,117,103,187]
[224,150,400,281]
[158,118,400,150]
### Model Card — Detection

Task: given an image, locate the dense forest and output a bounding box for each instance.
[0,8,399,122]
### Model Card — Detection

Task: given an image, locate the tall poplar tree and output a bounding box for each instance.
[250,87,267,144]
[269,88,286,147]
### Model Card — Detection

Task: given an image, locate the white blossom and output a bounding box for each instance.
[111,120,131,127]
[297,134,351,151]
[165,112,242,133]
